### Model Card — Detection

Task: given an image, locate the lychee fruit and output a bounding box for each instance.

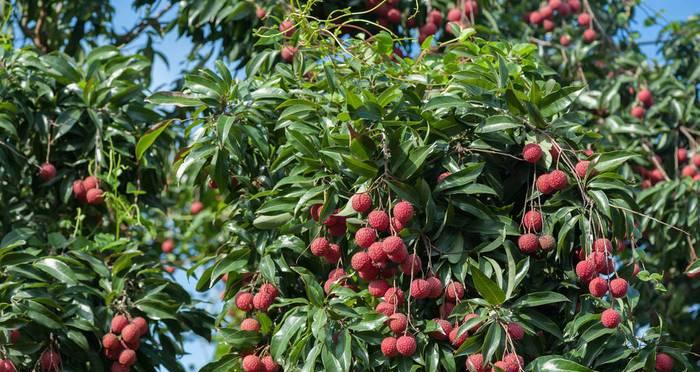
[368,280,390,297]
[536,174,554,195]
[281,45,298,63]
[445,281,464,302]
[310,237,330,256]
[1,360,16,372]
[355,227,376,248]
[375,301,395,316]
[583,28,597,43]
[261,356,280,372]
[381,337,399,357]
[131,317,148,336]
[655,352,674,372]
[437,172,451,183]
[40,350,61,371]
[357,265,380,281]
[83,176,98,190]
[523,143,543,163]
[384,287,405,305]
[543,19,554,32]
[38,163,57,182]
[161,239,174,253]
[9,329,20,344]
[387,313,407,334]
[72,180,87,201]
[387,245,408,263]
[522,210,543,232]
[387,8,401,24]
[503,353,525,372]
[426,276,442,298]
[578,12,591,27]
[518,234,540,254]
[190,201,204,214]
[351,193,372,213]
[682,165,696,178]
[594,238,613,254]
[242,355,264,372]
[382,236,405,255]
[235,292,255,312]
[279,20,295,37]
[631,105,645,119]
[427,9,442,24]
[368,210,390,231]
[465,353,486,372]
[351,252,373,271]
[600,308,621,328]
[529,11,543,25]
[549,170,568,190]
[637,89,654,108]
[677,148,688,163]
[118,349,136,366]
[102,333,120,350]
[121,324,140,346]
[569,0,581,12]
[368,242,388,264]
[560,34,571,46]
[449,327,467,347]
[693,154,700,167]
[259,283,279,298]
[588,277,607,297]
[253,292,274,311]
[111,315,129,334]
[410,279,430,299]
[507,322,525,341]
[538,234,556,251]
[86,188,104,205]
[255,7,266,19]
[575,160,591,178]
[400,254,422,275]
[463,313,482,333]
[609,278,628,298]
[309,204,322,221]
[324,243,342,263]
[447,8,461,22]
[576,260,596,281]
[393,201,414,224]
[396,335,417,356]
[440,302,455,318]
[430,319,452,341]
[241,318,260,332]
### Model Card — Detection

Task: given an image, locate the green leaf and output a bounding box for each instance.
[539,86,584,117]
[34,258,78,285]
[593,151,639,173]
[471,266,506,305]
[686,260,700,275]
[423,96,470,111]
[253,213,293,229]
[481,323,503,362]
[146,92,204,107]
[271,312,306,361]
[540,357,595,372]
[513,291,570,308]
[477,115,523,133]
[136,119,173,160]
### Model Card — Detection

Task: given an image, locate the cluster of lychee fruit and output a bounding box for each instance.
[638,144,700,188]
[241,354,280,372]
[102,314,148,371]
[235,283,279,313]
[524,0,598,45]
[72,175,104,205]
[574,238,630,329]
[517,209,555,255]
[233,284,281,372]
[629,88,653,120]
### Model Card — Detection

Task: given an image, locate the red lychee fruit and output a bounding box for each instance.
[393,201,414,224]
[387,8,401,24]
[357,265,380,281]
[447,8,461,22]
[449,327,467,347]
[588,277,607,297]
[72,180,87,201]
[253,292,274,311]
[410,279,430,299]
[400,254,422,275]
[445,281,465,302]
[86,188,104,205]
[536,174,554,195]
[40,350,61,371]
[111,315,129,334]
[575,160,591,178]
[583,28,597,43]
[121,324,140,346]
[594,238,613,254]
[522,210,543,232]
[437,172,451,184]
[131,317,148,336]
[351,193,372,213]
[560,34,571,46]
[38,163,57,182]
[235,292,254,312]
[310,237,330,257]
[540,5,553,19]
[463,313,482,333]
[368,242,388,264]
[118,349,136,366]
[281,46,298,63]
[631,105,645,119]
[279,20,295,37]
[309,204,322,221]
[328,268,345,281]
[103,333,120,350]
[110,362,129,372]
[368,280,389,297]
[503,353,524,372]
[421,22,437,36]
[523,143,543,163]
[242,355,264,372]
[351,252,373,272]
[538,234,556,251]
[324,243,342,263]
[387,245,408,263]
[161,239,174,253]
[259,283,279,298]
[396,335,416,356]
[678,148,688,163]
[609,278,628,298]
[83,176,98,190]
[493,361,508,372]
[578,12,591,27]
[507,322,525,341]
[637,89,654,108]
[208,179,218,189]
[255,7,266,19]
[190,201,204,214]
[368,210,390,231]
[261,356,280,372]
[427,276,442,298]
[381,337,399,357]
[543,19,555,32]
[465,353,487,372]
[576,260,596,281]
[387,313,408,334]
[440,302,455,318]
[529,11,543,25]
[682,165,696,178]
[464,0,478,16]
[9,329,20,344]
[384,287,405,305]
[569,0,581,12]
[391,217,405,232]
[693,154,700,167]
[382,236,405,255]
[355,227,376,248]
[0,359,16,372]
[518,233,540,254]
[549,170,568,190]
[241,318,260,332]
[376,301,395,316]
[601,308,621,328]
[655,352,674,372]
[427,9,442,24]
[430,319,452,341]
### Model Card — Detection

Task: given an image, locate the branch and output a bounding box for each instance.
[641,142,670,181]
[114,2,175,46]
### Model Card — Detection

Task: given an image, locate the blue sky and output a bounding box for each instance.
[109,1,700,370]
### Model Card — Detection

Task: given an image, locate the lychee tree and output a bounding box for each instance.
[148,4,697,366]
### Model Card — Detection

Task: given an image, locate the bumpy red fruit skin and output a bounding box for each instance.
[576,260,596,281]
[118,349,137,366]
[583,28,597,43]
[309,204,322,221]
[351,252,373,271]
[410,279,430,299]
[601,308,621,328]
[131,317,148,336]
[357,265,379,281]
[190,201,204,214]
[449,327,467,347]
[631,105,645,119]
[560,34,571,46]
[81,176,98,190]
[38,163,57,181]
[368,280,389,297]
[522,143,543,163]
[522,210,543,232]
[103,333,120,350]
[578,12,591,26]
[121,324,140,345]
[261,356,280,372]
[393,201,414,224]
[637,89,654,108]
[465,353,486,372]
[387,244,408,263]
[242,355,264,372]
[280,46,298,63]
[381,337,399,357]
[682,165,697,178]
[445,281,464,301]
[354,228,376,248]
[503,353,524,372]
[588,277,608,297]
[388,313,408,334]
[241,318,261,332]
[2,360,16,372]
[447,8,461,22]
[538,234,556,251]
[86,188,104,205]
[536,174,554,194]
[678,148,688,163]
[384,287,405,305]
[382,236,405,255]
[427,276,442,298]
[529,11,543,25]
[507,322,525,341]
[235,292,254,312]
[549,170,568,190]
[575,160,591,178]
[111,315,129,334]
[427,9,442,24]
[260,283,278,297]
[655,352,674,372]
[111,362,129,372]
[609,278,628,298]
[279,20,294,37]
[430,319,452,340]
[400,254,422,275]
[310,237,330,256]
[351,193,372,213]
[40,350,61,371]
[368,210,390,231]
[396,335,417,356]
[493,361,509,372]
[72,180,87,201]
[594,238,613,253]
[375,302,395,316]
[253,292,274,311]
[518,234,540,254]
[324,244,341,263]
[367,242,388,264]
[161,239,174,253]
